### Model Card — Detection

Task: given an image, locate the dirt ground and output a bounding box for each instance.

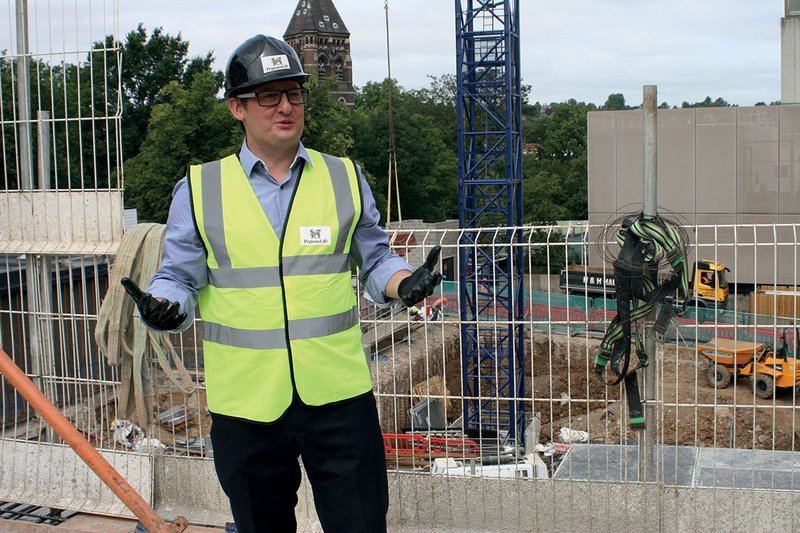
[537,334,800,451]
[59,318,798,455]
[376,320,800,452]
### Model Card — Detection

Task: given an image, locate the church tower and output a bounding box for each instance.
[284,0,355,108]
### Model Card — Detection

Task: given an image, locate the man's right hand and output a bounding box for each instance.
[120,277,186,331]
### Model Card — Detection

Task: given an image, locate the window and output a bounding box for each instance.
[699,271,715,288]
[717,269,728,289]
[334,57,344,81]
[317,55,328,79]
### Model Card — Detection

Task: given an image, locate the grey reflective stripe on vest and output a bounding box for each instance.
[288,305,359,340]
[200,160,231,269]
[283,253,350,276]
[321,153,355,254]
[208,266,281,288]
[207,254,350,288]
[204,322,287,350]
[204,304,359,350]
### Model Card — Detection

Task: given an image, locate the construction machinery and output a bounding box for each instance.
[560,260,729,308]
[699,335,800,398]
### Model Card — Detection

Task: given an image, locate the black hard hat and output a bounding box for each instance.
[224,35,309,97]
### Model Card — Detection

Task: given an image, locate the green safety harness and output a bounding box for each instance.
[594,215,689,430]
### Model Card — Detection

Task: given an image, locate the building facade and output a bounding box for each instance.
[284,0,356,108]
[587,104,800,287]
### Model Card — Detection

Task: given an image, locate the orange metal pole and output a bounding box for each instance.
[0,348,187,533]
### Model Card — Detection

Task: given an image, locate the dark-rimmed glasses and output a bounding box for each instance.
[237,88,309,107]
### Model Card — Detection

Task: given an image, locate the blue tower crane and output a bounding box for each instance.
[455,0,525,442]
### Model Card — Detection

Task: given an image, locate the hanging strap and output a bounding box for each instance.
[594,215,688,430]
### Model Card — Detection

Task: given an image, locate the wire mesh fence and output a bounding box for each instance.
[2,2,800,530]
[1,222,799,530]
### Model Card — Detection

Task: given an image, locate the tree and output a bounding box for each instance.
[120,25,220,158]
[601,93,629,111]
[350,79,458,223]
[681,96,732,108]
[303,75,354,156]
[124,70,239,222]
[521,99,594,223]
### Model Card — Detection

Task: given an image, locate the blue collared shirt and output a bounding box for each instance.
[147,140,412,330]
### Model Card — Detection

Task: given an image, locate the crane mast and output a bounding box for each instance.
[455,0,526,442]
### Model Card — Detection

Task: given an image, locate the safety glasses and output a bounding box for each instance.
[237,88,309,107]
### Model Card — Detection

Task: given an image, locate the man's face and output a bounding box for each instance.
[228,79,305,155]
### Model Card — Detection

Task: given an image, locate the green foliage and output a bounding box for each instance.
[521,99,595,223]
[124,71,239,222]
[120,25,223,158]
[601,93,630,110]
[522,154,587,224]
[1,24,765,230]
[680,96,732,108]
[303,75,354,156]
[350,79,458,224]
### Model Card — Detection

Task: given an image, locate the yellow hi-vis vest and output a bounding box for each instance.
[188,150,372,423]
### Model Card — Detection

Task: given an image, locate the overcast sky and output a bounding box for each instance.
[3,1,786,107]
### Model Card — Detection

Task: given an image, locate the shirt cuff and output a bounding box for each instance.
[145,281,196,332]
[363,256,413,306]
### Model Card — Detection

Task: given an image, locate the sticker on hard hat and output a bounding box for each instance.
[261,54,291,74]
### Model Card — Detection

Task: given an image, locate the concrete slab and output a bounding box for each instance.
[695,447,800,490]
[555,443,800,491]
[553,443,697,486]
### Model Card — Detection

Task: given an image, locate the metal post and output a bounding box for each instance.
[640,85,657,483]
[15,0,33,190]
[36,111,56,441]
[642,86,657,220]
[37,111,51,190]
[16,0,44,415]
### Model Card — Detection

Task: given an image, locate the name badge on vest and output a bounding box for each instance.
[300,226,332,246]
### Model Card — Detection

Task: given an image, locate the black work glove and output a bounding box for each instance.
[397,246,443,307]
[120,277,187,331]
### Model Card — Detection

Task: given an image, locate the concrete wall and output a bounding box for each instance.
[587,105,800,286]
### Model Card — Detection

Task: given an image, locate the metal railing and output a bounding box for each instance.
[1,224,798,530]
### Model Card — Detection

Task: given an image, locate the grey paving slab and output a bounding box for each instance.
[552,444,697,486]
[695,446,800,490]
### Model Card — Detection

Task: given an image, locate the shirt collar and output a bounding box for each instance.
[237,139,313,179]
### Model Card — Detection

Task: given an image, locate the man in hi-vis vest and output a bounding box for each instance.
[121,35,441,533]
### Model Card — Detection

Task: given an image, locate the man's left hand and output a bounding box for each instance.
[397,246,443,307]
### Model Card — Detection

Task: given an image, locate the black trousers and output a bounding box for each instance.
[210,392,388,533]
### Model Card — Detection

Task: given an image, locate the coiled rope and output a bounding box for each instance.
[594,214,688,429]
[95,223,195,430]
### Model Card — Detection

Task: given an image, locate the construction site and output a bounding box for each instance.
[2,1,800,532]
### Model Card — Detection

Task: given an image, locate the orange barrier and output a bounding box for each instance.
[383,433,479,457]
[0,348,187,533]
